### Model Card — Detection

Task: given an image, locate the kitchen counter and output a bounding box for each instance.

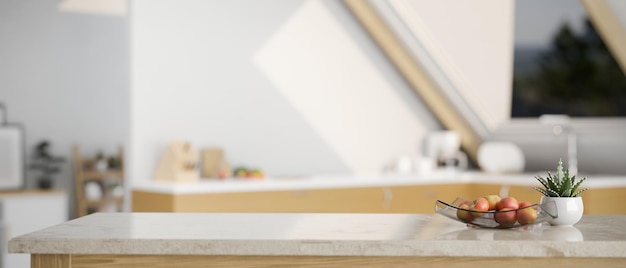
[8,213,626,267]
[132,171,626,194]
[131,171,626,215]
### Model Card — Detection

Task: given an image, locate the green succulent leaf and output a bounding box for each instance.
[572,176,587,193]
[547,174,560,194]
[561,174,572,196]
[534,159,589,197]
[556,160,565,183]
[535,175,549,189]
[572,188,589,197]
[534,187,550,197]
[547,188,561,197]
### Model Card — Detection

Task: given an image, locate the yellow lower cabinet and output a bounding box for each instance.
[133,185,469,214]
[133,187,389,213]
[386,184,469,213]
[581,187,626,214]
[289,187,388,213]
[133,185,626,214]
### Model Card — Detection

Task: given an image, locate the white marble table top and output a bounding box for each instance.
[9,213,626,258]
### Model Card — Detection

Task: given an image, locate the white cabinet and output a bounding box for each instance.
[1,190,68,268]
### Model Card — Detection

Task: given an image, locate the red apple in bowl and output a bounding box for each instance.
[518,201,533,209]
[498,196,519,210]
[484,194,502,210]
[494,208,517,228]
[517,206,538,225]
[471,197,490,217]
[456,201,475,222]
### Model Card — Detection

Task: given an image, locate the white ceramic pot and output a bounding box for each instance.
[540,196,584,226]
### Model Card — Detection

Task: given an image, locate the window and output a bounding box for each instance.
[512,0,626,117]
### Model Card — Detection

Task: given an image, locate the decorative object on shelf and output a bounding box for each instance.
[84,181,103,200]
[29,140,65,189]
[154,141,199,182]
[423,131,468,172]
[73,146,124,218]
[535,159,588,226]
[233,166,264,179]
[385,154,416,175]
[201,148,231,179]
[107,155,121,169]
[94,151,108,171]
[477,141,525,174]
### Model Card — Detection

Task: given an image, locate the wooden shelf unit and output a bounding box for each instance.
[73,146,124,218]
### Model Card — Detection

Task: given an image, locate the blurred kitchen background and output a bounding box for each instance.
[1,0,626,240]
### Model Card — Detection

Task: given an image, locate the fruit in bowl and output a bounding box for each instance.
[470,197,490,218]
[517,201,538,225]
[434,194,553,229]
[484,194,501,210]
[456,201,475,222]
[494,208,517,228]
[498,196,519,210]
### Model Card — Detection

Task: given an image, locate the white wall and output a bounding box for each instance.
[130,0,441,182]
[0,0,128,216]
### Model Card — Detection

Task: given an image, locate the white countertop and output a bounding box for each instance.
[8,213,626,258]
[132,171,626,194]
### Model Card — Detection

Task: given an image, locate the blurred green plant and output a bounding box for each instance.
[29,140,65,189]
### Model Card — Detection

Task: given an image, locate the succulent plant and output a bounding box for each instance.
[534,159,589,197]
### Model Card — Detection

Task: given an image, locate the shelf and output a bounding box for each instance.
[86,196,124,207]
[74,146,125,218]
[81,170,123,181]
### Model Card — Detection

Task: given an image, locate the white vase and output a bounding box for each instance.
[95,160,108,171]
[540,196,584,226]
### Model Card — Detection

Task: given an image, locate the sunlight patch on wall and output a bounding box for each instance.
[399,0,513,130]
[254,0,427,173]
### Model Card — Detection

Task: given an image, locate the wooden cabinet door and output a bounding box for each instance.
[135,187,388,213]
[387,184,469,213]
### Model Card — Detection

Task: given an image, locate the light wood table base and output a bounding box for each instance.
[32,254,626,268]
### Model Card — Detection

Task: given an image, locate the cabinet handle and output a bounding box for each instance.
[383,188,393,208]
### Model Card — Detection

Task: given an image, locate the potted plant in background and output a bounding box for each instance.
[29,140,65,189]
[535,159,589,226]
[94,151,108,171]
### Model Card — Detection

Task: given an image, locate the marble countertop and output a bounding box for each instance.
[132,171,626,194]
[9,213,626,258]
